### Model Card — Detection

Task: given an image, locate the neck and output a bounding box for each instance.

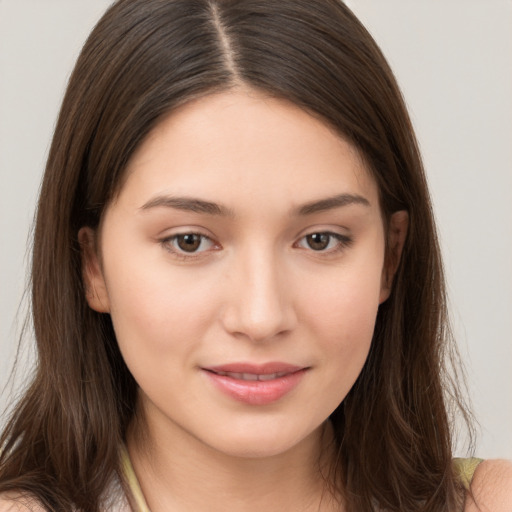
[126,411,341,512]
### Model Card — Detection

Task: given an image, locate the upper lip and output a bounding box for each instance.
[204,362,306,376]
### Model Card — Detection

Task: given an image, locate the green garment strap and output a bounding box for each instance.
[120,445,152,512]
[453,457,484,490]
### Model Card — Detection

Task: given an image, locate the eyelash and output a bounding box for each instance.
[160,231,353,260]
[294,232,353,254]
[161,232,218,260]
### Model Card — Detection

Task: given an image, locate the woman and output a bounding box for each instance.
[0,0,510,510]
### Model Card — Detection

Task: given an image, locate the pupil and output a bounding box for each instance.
[307,233,329,250]
[178,234,201,252]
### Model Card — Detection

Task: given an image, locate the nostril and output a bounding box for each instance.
[220,298,296,342]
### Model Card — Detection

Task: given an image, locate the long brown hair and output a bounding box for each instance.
[0,0,472,510]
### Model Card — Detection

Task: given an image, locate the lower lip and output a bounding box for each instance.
[203,369,307,406]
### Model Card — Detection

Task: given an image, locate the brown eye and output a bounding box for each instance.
[176,234,203,252]
[305,233,331,251]
[162,232,217,258]
[296,231,352,253]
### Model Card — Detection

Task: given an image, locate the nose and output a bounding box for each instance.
[220,246,297,343]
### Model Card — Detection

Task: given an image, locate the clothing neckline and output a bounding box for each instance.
[120,445,152,512]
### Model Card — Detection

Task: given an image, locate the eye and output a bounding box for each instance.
[296,232,351,252]
[163,233,216,255]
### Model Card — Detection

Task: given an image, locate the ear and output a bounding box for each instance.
[379,210,409,303]
[78,227,111,313]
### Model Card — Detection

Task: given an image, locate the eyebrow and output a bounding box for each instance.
[140,195,234,216]
[296,193,370,215]
[139,192,370,217]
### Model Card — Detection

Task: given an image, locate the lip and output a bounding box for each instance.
[202,362,308,406]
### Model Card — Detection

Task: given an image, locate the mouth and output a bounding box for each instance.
[207,370,292,381]
[202,363,308,405]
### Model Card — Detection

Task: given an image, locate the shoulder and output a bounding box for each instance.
[464,459,512,512]
[0,493,46,512]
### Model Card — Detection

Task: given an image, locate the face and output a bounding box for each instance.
[81,89,406,459]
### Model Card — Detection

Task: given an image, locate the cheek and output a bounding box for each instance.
[305,254,383,336]
[299,255,384,395]
[316,284,379,368]
[102,249,221,368]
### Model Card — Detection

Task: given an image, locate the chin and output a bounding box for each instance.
[213,439,302,460]
[203,421,324,460]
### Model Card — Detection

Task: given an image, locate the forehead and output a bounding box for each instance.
[117,88,379,213]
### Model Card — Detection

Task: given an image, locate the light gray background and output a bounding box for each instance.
[1,1,511,459]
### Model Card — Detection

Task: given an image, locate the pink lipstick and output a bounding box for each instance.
[202,363,307,405]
